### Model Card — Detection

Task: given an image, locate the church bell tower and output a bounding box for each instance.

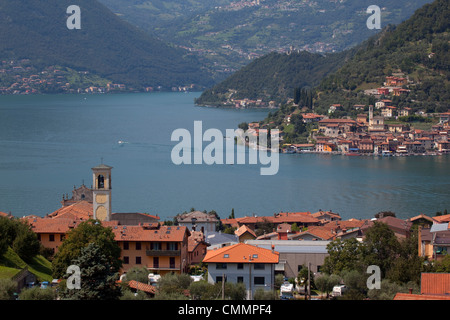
[92,163,113,221]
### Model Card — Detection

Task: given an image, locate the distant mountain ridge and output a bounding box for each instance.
[196,0,449,113]
[99,0,434,79]
[0,0,213,90]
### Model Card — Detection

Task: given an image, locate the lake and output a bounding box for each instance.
[0,92,449,221]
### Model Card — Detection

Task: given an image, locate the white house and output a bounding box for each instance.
[203,243,279,299]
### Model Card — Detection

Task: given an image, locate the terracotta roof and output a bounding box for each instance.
[203,243,279,264]
[235,225,256,238]
[188,231,207,252]
[177,211,218,223]
[421,273,450,295]
[127,280,156,294]
[290,226,335,240]
[312,210,341,219]
[433,214,450,223]
[47,201,93,220]
[238,212,319,225]
[26,217,81,234]
[322,219,367,231]
[394,293,450,300]
[111,224,189,242]
[0,211,11,218]
[407,214,435,223]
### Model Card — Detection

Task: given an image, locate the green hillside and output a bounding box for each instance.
[314,0,450,114]
[0,0,213,89]
[99,0,434,79]
[0,248,53,282]
[195,49,357,106]
[197,0,449,113]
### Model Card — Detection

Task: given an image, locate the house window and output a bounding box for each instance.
[167,242,178,250]
[254,263,265,270]
[216,276,226,283]
[135,242,141,250]
[153,257,159,268]
[135,257,141,264]
[60,234,65,241]
[237,263,244,270]
[49,234,55,242]
[216,263,227,270]
[237,277,244,283]
[123,256,129,264]
[123,242,129,250]
[254,277,265,285]
[151,242,161,250]
[170,257,176,269]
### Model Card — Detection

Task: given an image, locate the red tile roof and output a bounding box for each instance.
[394,293,450,300]
[47,201,93,220]
[111,224,189,242]
[421,273,450,295]
[203,243,279,264]
[26,217,80,234]
[127,280,156,294]
[235,225,256,238]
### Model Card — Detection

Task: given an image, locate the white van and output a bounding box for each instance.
[332,285,347,297]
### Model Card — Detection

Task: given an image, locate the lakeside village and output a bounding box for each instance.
[1,163,450,300]
[232,76,450,156]
[0,59,197,94]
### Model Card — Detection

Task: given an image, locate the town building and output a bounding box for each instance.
[176,210,218,236]
[203,243,279,299]
[245,240,330,279]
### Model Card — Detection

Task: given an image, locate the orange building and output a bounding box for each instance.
[111,223,191,275]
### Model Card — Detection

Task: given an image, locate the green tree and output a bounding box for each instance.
[156,273,192,298]
[18,286,56,300]
[322,238,365,275]
[12,227,41,263]
[122,267,150,284]
[315,274,341,298]
[434,255,450,272]
[52,219,121,278]
[0,217,40,261]
[386,229,423,285]
[60,242,121,300]
[362,221,400,278]
[0,279,17,300]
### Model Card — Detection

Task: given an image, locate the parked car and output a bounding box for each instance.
[332,285,347,297]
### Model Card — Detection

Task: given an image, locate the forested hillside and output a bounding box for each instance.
[195,49,357,106]
[0,0,213,89]
[314,0,450,114]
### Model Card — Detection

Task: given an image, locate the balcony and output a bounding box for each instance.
[146,249,181,257]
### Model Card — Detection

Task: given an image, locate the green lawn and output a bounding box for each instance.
[0,247,53,282]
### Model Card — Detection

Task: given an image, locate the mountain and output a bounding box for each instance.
[98,0,434,79]
[313,0,450,114]
[196,0,449,113]
[194,48,357,107]
[0,0,213,89]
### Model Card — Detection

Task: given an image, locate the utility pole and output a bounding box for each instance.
[307,262,311,300]
[222,274,226,300]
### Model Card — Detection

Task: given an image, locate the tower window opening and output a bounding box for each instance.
[98,175,105,189]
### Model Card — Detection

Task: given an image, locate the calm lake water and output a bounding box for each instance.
[0,92,449,221]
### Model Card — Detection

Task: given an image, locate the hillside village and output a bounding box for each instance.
[0,59,197,95]
[244,75,450,156]
[0,163,449,300]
